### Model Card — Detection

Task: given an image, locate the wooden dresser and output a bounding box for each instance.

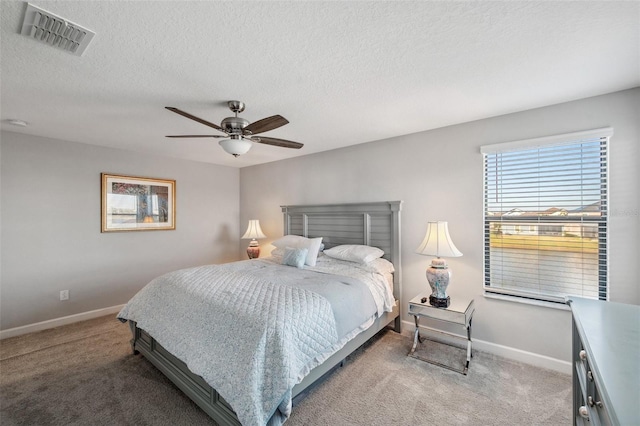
[566,296,640,425]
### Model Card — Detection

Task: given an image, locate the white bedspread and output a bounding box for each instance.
[118,258,394,426]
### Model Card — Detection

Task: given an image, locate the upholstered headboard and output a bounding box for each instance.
[281,201,402,301]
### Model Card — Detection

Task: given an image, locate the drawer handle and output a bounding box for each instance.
[579,350,587,361]
[588,396,603,408]
[578,406,589,419]
[587,370,593,381]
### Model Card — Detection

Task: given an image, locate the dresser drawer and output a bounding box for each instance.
[575,348,588,395]
[590,382,612,426]
[574,343,613,425]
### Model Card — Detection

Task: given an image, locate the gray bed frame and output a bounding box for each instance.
[127,201,403,425]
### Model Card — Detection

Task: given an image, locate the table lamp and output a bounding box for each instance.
[415,221,463,308]
[242,219,267,259]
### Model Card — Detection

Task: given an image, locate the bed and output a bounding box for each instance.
[119,201,403,426]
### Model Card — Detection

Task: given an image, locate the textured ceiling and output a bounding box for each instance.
[1,1,638,168]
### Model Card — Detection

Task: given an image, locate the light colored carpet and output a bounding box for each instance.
[288,333,571,425]
[0,315,571,425]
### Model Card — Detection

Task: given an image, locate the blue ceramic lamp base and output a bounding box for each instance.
[426,258,452,309]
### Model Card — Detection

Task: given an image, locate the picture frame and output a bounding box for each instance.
[101,173,176,232]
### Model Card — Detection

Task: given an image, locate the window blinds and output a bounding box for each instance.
[482,128,611,302]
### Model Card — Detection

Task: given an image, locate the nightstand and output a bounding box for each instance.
[408,295,475,374]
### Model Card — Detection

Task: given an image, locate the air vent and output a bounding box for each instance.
[20,3,95,56]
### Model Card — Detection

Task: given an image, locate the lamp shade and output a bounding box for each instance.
[219,138,252,156]
[415,221,462,258]
[242,220,266,240]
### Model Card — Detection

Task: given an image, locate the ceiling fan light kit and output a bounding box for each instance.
[166,101,303,157]
[219,138,252,157]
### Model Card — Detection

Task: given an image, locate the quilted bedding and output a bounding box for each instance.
[117,258,390,426]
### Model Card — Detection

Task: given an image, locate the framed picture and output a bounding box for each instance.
[101,173,175,232]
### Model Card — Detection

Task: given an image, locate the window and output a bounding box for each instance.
[482,128,611,303]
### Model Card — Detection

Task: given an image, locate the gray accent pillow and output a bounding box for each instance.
[281,247,308,269]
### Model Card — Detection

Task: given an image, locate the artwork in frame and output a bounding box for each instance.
[101,173,176,232]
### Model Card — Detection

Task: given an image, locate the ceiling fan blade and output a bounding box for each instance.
[244,115,289,135]
[165,107,226,133]
[251,136,303,149]
[166,135,227,138]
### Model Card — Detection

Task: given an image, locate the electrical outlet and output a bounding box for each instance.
[60,290,69,301]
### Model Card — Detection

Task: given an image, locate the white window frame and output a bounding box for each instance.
[481,127,612,304]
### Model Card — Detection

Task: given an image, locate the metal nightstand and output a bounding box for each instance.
[408,295,475,374]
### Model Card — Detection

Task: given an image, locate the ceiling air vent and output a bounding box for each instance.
[20,3,95,56]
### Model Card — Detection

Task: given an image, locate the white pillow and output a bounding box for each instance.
[272,235,308,249]
[271,235,323,266]
[270,247,286,257]
[364,257,395,275]
[323,244,384,264]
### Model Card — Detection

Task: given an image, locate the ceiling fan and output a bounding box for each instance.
[165,101,303,157]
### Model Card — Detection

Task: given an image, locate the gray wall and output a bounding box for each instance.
[1,132,240,330]
[240,88,639,362]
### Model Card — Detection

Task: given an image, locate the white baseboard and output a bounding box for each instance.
[0,304,126,340]
[1,310,570,374]
[401,320,571,374]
